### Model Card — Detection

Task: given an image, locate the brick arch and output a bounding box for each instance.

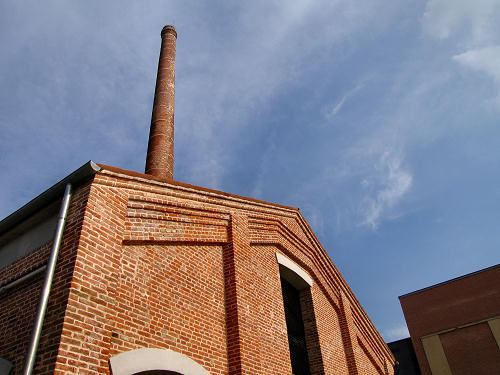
[109,348,209,375]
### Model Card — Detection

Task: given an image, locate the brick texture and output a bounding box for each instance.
[440,322,500,375]
[0,166,394,374]
[0,181,92,374]
[400,265,500,375]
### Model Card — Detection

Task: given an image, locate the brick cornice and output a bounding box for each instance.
[96,164,298,213]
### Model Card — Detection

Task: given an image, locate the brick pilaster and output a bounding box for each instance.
[54,182,127,374]
[223,213,262,374]
[339,292,361,375]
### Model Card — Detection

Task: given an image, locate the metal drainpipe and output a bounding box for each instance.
[22,183,72,375]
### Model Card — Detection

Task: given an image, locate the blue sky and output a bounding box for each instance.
[1,1,499,342]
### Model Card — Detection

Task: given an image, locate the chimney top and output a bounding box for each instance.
[161,25,177,39]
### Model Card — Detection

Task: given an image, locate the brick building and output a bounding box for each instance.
[0,26,395,375]
[399,264,500,375]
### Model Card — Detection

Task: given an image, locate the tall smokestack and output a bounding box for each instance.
[145,25,177,179]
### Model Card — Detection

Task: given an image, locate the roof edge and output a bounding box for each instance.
[386,337,412,345]
[399,263,500,299]
[0,161,101,235]
[97,164,300,212]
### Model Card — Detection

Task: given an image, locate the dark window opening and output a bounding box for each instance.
[281,277,312,375]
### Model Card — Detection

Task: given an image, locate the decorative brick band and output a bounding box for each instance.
[124,196,229,243]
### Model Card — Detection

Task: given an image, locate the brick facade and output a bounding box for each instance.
[400,264,500,375]
[0,181,92,373]
[0,165,395,374]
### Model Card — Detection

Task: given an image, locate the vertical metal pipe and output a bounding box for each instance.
[22,183,72,375]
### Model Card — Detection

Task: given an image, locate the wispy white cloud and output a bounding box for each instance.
[422,0,500,109]
[175,0,398,188]
[288,146,413,233]
[359,150,413,229]
[286,34,468,233]
[383,325,410,341]
[453,46,500,80]
[453,46,500,107]
[422,0,500,46]
[324,82,364,120]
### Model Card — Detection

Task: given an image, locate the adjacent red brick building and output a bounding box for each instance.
[399,264,500,375]
[0,26,395,375]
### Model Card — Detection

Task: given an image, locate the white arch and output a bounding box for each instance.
[109,348,210,375]
[276,252,313,290]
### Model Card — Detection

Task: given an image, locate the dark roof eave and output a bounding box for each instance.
[0,161,101,236]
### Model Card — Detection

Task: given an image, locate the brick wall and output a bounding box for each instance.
[400,265,500,375]
[0,181,91,374]
[1,166,394,374]
[440,322,500,375]
[0,243,50,372]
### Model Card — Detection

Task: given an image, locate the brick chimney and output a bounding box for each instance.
[145,25,177,179]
